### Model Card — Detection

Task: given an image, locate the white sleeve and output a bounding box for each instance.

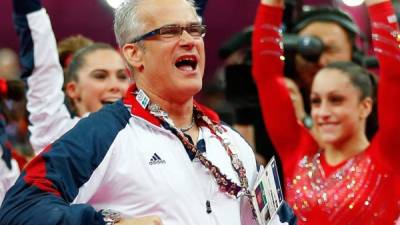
[25,9,80,154]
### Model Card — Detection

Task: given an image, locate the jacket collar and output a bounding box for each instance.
[123,84,220,127]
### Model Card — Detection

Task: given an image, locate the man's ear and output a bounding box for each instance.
[122,43,144,71]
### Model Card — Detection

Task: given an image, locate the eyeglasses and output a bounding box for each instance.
[130,24,207,43]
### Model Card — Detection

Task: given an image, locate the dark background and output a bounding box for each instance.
[1,0,367,80]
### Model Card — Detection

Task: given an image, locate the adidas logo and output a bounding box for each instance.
[149,153,166,165]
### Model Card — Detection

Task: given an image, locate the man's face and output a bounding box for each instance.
[133,0,205,103]
[295,21,353,92]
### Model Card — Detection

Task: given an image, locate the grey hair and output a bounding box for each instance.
[113,0,197,48]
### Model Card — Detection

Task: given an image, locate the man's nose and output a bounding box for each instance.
[179,30,195,48]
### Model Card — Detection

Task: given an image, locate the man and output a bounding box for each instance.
[290,6,379,140]
[290,6,358,113]
[0,0,296,224]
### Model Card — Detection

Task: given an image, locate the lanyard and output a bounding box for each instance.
[135,89,250,198]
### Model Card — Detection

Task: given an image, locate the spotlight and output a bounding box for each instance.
[342,0,364,7]
[104,0,124,9]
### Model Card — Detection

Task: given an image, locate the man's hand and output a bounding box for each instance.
[117,216,163,225]
[261,0,284,7]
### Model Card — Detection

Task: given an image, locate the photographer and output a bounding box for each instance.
[222,0,379,164]
[287,5,361,113]
[287,5,380,141]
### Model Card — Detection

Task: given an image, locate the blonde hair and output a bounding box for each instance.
[58,35,94,68]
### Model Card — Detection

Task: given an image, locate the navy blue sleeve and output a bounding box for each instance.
[12,0,42,80]
[277,201,298,225]
[0,102,131,225]
[12,0,40,80]
[12,0,41,15]
[12,12,34,80]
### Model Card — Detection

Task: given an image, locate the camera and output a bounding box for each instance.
[220,27,378,110]
[220,27,333,109]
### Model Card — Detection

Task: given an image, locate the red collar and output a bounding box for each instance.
[123,84,220,126]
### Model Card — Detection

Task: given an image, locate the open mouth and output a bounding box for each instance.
[175,55,198,72]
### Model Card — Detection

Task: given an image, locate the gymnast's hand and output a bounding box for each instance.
[260,0,284,7]
[365,0,389,6]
